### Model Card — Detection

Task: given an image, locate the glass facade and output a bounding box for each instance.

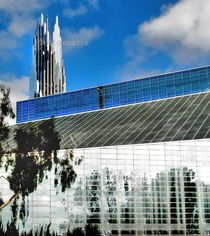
[1,139,210,235]
[17,66,210,123]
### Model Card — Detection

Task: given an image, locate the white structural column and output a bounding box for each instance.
[53,16,63,94]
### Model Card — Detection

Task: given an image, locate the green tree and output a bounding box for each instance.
[0,84,15,208]
[0,84,78,226]
[1,118,79,224]
[0,84,15,162]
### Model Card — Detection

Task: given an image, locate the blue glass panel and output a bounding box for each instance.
[159,89,167,98]
[143,79,151,101]
[174,74,182,86]
[75,91,83,106]
[191,69,199,86]
[192,82,200,93]
[158,76,166,98]
[90,103,97,110]
[120,95,127,105]
[175,85,183,96]
[199,67,207,74]
[206,67,210,85]
[200,80,208,90]
[166,74,174,97]
[90,89,97,101]
[55,95,62,107]
[198,68,208,91]
[127,98,135,104]
[167,87,175,97]
[174,73,183,96]
[151,77,158,99]
[69,105,76,113]
[135,79,142,87]
[16,66,210,123]
[183,83,191,94]
[182,71,191,94]
[135,97,143,103]
[28,100,35,120]
[120,82,127,105]
[113,85,120,106]
[69,92,75,106]
[83,89,90,105]
[158,75,165,84]
[49,97,55,113]
[105,86,112,105]
[22,101,29,121]
[112,84,119,90]
[191,69,199,77]
[35,99,42,114]
[104,85,112,91]
[127,81,135,103]
[135,80,143,102]
[83,104,90,111]
[120,82,127,88]
[166,74,174,85]
[42,97,49,112]
[205,65,210,75]
[112,84,120,104]
[62,94,69,108]
[55,109,63,116]
[104,103,112,109]
[113,100,120,106]
[76,104,84,112]
[105,91,112,98]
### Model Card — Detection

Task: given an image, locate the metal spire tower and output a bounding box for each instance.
[30,14,66,98]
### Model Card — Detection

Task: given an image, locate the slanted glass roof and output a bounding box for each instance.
[8,91,210,149]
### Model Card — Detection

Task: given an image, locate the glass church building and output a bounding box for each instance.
[1,65,210,235]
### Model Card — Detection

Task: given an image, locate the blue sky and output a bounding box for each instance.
[1,0,210,119]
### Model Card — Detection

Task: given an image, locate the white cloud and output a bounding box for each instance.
[64,26,104,41]
[121,31,161,80]
[0,0,43,14]
[139,0,210,63]
[8,14,36,38]
[119,61,162,82]
[0,75,29,125]
[122,0,210,79]
[0,0,49,60]
[63,5,88,18]
[0,30,21,61]
[62,26,104,53]
[86,0,99,9]
[63,0,99,18]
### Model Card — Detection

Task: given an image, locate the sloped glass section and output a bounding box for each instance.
[8,91,210,149]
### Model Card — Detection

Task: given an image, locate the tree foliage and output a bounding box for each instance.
[0,84,15,162]
[8,118,61,197]
[0,84,15,208]
[0,84,79,225]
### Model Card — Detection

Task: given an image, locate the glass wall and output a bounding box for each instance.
[1,139,210,235]
[17,66,210,123]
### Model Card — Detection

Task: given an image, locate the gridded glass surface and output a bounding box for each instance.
[1,140,210,235]
[17,66,210,123]
[9,91,210,151]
